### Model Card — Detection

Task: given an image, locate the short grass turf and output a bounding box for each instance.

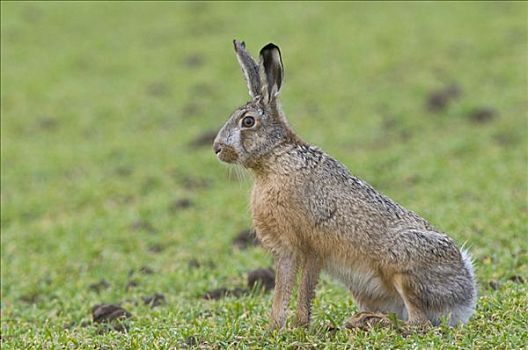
[1,2,527,349]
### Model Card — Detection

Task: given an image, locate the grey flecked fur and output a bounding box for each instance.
[214,40,477,329]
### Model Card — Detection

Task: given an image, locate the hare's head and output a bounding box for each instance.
[213,40,297,168]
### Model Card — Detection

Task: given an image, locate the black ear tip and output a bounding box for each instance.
[233,40,246,50]
[260,43,280,55]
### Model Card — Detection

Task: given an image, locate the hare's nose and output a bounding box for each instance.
[213,143,222,155]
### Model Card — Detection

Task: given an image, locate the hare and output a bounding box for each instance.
[213,40,477,329]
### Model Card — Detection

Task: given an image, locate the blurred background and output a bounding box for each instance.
[1,1,526,346]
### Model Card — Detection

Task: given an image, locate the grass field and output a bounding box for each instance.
[1,2,527,349]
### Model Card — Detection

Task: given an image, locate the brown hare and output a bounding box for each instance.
[213,40,477,329]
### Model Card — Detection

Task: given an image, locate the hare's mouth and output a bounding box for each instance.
[216,146,239,163]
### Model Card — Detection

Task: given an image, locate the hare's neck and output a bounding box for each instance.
[250,140,321,179]
[248,106,314,178]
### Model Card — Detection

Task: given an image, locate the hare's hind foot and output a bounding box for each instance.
[345,312,391,330]
[345,311,432,335]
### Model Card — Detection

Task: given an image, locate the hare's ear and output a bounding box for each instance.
[259,43,284,103]
[233,40,262,99]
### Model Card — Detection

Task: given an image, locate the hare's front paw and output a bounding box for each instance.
[269,317,286,331]
[293,315,310,328]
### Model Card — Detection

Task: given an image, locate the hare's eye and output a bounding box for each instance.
[241,116,255,128]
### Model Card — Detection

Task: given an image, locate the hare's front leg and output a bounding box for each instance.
[270,252,298,329]
[294,254,322,327]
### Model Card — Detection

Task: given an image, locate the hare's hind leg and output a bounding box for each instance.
[392,273,430,325]
[391,242,476,326]
[354,292,407,319]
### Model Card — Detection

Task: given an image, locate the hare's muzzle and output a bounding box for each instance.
[213,142,222,155]
[213,141,238,163]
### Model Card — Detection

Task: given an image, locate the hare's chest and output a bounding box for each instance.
[250,183,301,251]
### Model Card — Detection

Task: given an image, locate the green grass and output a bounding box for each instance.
[1,2,527,349]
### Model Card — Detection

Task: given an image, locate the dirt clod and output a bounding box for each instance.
[426,84,461,113]
[129,265,155,276]
[130,220,157,234]
[115,166,133,177]
[247,268,275,292]
[468,107,497,124]
[146,82,169,97]
[232,229,259,249]
[324,323,340,333]
[125,280,139,291]
[202,287,247,300]
[493,131,519,147]
[185,336,199,346]
[184,335,207,347]
[92,304,132,332]
[184,54,205,68]
[88,279,111,293]
[180,176,210,190]
[19,292,40,304]
[36,116,59,130]
[169,198,193,213]
[141,176,161,194]
[63,320,91,330]
[139,266,154,275]
[188,259,201,269]
[188,259,216,270]
[92,304,132,323]
[148,244,164,253]
[182,102,202,118]
[143,293,166,308]
[508,275,525,284]
[488,279,500,290]
[191,83,214,96]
